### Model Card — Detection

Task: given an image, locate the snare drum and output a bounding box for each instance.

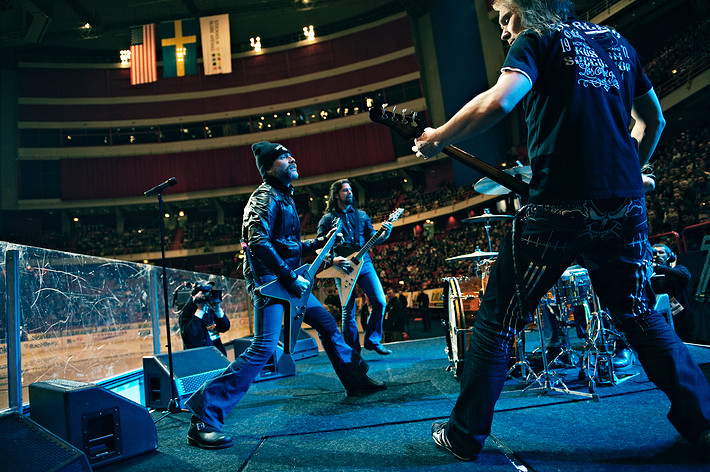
[557,266,592,304]
[443,276,481,378]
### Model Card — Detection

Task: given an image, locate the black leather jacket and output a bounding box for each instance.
[242,175,324,292]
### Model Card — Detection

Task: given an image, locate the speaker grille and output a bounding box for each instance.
[0,412,91,472]
[175,368,227,395]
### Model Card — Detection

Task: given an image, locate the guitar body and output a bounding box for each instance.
[256,265,311,354]
[253,218,343,355]
[317,252,364,307]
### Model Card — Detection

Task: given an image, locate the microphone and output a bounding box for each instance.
[144,177,177,197]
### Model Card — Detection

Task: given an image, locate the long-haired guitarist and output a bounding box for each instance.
[317,179,394,355]
[413,0,710,461]
[184,143,386,450]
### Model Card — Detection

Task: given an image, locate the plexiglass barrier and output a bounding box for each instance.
[0,242,252,410]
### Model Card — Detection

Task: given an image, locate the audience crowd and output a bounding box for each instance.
[641,18,710,95]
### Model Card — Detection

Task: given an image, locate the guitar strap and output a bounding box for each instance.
[569,23,630,111]
[241,241,263,286]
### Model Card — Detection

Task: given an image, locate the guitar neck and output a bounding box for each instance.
[443,146,530,198]
[307,230,340,279]
[354,228,384,262]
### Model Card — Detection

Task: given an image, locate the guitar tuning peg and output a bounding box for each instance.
[380,102,389,119]
[391,105,398,122]
[400,108,409,125]
[410,111,418,127]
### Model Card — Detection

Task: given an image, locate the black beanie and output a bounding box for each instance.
[251,141,290,177]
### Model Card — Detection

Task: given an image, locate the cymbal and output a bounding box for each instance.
[474,166,532,195]
[462,214,514,223]
[446,251,498,262]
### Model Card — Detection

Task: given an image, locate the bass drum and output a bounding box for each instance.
[443,277,480,379]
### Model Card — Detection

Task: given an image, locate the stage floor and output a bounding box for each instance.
[101,335,710,472]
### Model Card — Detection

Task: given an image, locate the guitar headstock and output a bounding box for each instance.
[388,207,405,223]
[368,103,425,140]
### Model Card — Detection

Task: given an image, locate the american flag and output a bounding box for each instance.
[130,24,157,85]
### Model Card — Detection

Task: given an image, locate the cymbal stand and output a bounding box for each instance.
[579,295,638,388]
[522,306,599,400]
[506,327,535,383]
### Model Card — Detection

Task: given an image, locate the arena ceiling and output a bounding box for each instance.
[0,0,435,53]
[0,0,603,54]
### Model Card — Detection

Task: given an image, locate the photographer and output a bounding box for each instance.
[178,280,231,356]
[652,244,694,342]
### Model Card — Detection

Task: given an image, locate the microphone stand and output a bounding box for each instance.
[144,178,181,420]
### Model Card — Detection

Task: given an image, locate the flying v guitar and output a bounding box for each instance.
[317,208,404,307]
[255,218,343,354]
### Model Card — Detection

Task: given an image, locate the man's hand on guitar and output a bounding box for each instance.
[332,256,353,274]
[288,275,310,296]
[412,127,443,160]
[324,227,344,246]
[381,221,393,240]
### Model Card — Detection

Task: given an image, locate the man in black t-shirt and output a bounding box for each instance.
[414,0,710,461]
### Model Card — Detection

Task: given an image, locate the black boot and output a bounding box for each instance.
[187,416,233,449]
[347,376,387,397]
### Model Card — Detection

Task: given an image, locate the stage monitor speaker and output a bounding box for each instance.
[280,328,319,361]
[143,346,230,410]
[226,337,296,382]
[28,379,157,468]
[0,411,92,472]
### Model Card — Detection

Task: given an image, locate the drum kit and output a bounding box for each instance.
[440,166,635,395]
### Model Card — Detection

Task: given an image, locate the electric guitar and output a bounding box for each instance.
[256,218,343,354]
[317,208,405,307]
[368,104,530,198]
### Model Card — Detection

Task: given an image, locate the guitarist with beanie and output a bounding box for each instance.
[184,143,386,450]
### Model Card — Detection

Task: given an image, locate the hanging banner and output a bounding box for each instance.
[200,14,232,75]
[160,18,198,78]
[129,24,157,85]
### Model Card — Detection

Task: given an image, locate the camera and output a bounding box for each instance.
[209,290,222,303]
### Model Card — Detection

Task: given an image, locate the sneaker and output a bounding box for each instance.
[431,422,476,461]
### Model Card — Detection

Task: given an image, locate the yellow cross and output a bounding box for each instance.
[161,21,196,76]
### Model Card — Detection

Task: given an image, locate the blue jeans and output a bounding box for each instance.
[445,198,710,456]
[337,258,386,350]
[185,290,368,429]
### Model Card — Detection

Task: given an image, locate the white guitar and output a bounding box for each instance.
[317,208,404,307]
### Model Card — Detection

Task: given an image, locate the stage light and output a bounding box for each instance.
[250,36,262,52]
[120,49,131,68]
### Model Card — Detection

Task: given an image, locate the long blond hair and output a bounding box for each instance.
[492,0,575,36]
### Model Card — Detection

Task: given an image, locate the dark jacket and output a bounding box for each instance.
[178,299,231,356]
[317,206,377,260]
[242,175,324,291]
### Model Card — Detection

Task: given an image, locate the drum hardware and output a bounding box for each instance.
[442,277,481,379]
[521,305,599,400]
[506,329,536,384]
[473,166,532,196]
[577,295,639,388]
[462,208,513,253]
[537,302,580,370]
[445,251,498,262]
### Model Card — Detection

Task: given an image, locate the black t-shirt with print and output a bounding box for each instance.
[502,20,653,203]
